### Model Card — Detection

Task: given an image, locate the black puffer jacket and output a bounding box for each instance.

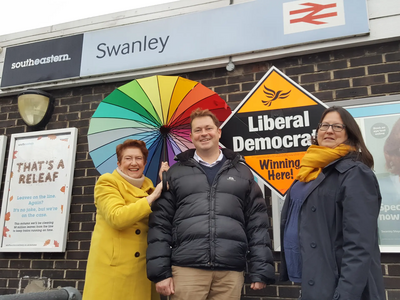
[147,148,275,284]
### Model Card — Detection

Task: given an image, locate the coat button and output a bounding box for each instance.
[135,229,141,235]
[308,280,315,286]
[333,292,340,299]
[310,242,317,248]
[135,252,140,257]
[311,206,316,212]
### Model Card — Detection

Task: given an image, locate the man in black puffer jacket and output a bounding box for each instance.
[147,109,275,300]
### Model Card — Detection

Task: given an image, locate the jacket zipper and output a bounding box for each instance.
[189,158,232,268]
[209,160,231,268]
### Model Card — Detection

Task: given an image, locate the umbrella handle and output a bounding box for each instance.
[162,171,168,193]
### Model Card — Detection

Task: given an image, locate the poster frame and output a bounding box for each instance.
[272,192,284,251]
[0,136,7,191]
[0,128,78,252]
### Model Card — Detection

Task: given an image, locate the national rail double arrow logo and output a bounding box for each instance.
[290,2,338,25]
[283,0,346,35]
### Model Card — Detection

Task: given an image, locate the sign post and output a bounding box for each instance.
[220,66,328,197]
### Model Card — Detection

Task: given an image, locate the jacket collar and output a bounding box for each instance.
[324,153,358,174]
[175,148,243,166]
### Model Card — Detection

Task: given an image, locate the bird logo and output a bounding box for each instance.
[262,86,291,106]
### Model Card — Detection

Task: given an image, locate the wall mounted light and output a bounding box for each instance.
[226,56,235,72]
[18,90,55,130]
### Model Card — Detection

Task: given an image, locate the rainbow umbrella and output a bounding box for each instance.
[88,75,232,184]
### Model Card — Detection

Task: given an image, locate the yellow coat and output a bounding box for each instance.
[83,170,159,300]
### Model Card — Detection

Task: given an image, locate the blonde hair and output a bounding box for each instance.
[190,108,220,131]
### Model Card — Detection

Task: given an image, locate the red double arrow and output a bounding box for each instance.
[290,2,337,25]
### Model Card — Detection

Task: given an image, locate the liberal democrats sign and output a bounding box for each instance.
[220,66,328,197]
[1,0,369,89]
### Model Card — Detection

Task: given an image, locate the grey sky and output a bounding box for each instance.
[0,0,177,36]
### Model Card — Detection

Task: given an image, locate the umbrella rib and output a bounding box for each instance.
[169,92,218,127]
[136,78,164,126]
[95,152,117,169]
[168,132,192,151]
[140,131,161,146]
[169,117,191,128]
[165,135,181,157]
[146,134,164,168]
[90,127,155,136]
[165,134,185,158]
[164,78,180,125]
[92,116,159,129]
[103,100,161,126]
[167,82,200,125]
[96,101,161,127]
[88,127,159,151]
[90,128,159,152]
[156,76,165,125]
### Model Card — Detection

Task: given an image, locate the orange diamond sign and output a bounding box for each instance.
[220,66,328,197]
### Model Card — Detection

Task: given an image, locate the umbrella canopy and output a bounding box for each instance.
[88,75,232,184]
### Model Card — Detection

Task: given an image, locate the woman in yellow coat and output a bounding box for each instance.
[83,139,168,300]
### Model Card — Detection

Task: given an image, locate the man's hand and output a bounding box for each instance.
[250,282,266,290]
[156,277,175,296]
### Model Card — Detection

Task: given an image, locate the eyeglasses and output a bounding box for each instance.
[318,123,346,132]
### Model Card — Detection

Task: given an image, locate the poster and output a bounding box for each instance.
[0,128,78,252]
[347,102,400,252]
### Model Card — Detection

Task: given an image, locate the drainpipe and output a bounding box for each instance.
[0,287,81,300]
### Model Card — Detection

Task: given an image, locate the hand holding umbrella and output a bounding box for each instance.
[148,162,170,205]
[159,162,169,193]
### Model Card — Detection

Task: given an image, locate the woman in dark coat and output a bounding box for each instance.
[280,106,385,300]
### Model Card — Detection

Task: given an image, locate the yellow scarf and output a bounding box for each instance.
[296,144,355,182]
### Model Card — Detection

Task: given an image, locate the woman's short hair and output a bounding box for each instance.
[384,118,400,175]
[190,108,220,130]
[314,106,374,168]
[116,139,148,163]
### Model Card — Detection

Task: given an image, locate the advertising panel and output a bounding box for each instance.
[346,101,400,252]
[0,128,78,252]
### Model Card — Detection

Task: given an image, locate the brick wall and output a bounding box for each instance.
[0,40,399,299]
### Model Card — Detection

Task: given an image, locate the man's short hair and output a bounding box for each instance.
[190,108,220,130]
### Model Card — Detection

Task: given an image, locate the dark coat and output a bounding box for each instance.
[280,156,386,300]
[147,148,275,285]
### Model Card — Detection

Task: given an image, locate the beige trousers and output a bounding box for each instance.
[170,266,244,300]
